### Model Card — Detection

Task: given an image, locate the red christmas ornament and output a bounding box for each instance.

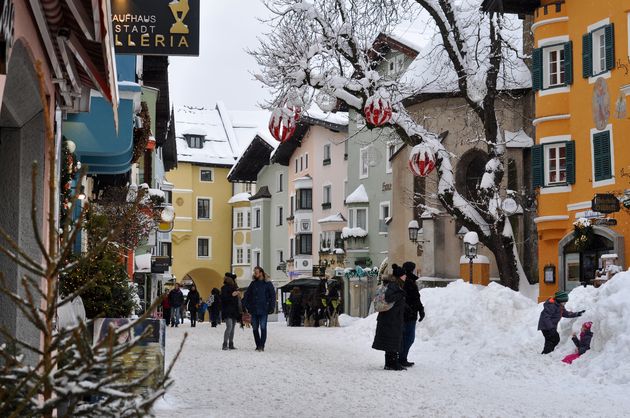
[408,144,436,177]
[268,106,300,143]
[146,136,156,151]
[363,95,392,127]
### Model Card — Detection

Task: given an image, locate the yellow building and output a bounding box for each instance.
[170,103,269,298]
[492,0,630,300]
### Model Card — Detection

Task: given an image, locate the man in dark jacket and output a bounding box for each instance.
[372,264,407,371]
[399,261,425,367]
[538,290,584,354]
[243,266,276,351]
[168,283,184,328]
[186,285,201,327]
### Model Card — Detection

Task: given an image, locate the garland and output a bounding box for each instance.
[60,139,79,222]
[573,218,594,252]
[131,101,152,163]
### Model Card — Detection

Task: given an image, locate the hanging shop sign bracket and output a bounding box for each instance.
[591,194,620,214]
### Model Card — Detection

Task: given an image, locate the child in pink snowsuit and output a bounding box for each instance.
[562,322,593,364]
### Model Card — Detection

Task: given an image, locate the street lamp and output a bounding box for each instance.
[408,220,420,243]
[463,231,479,284]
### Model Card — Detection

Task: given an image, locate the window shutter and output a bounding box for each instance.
[582,33,592,78]
[532,48,543,91]
[531,145,544,188]
[605,23,615,71]
[565,141,575,184]
[563,41,573,85]
[593,131,612,181]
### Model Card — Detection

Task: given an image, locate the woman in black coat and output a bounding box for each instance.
[186,285,201,327]
[372,264,407,371]
[209,287,221,327]
[399,261,425,367]
[220,274,240,350]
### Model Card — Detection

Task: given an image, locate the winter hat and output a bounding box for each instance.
[582,321,593,330]
[392,264,405,278]
[554,290,569,303]
[402,261,416,273]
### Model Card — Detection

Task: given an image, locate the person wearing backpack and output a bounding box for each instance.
[372,264,407,371]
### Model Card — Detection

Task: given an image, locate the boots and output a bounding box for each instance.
[222,343,228,351]
[384,352,406,371]
[229,343,236,350]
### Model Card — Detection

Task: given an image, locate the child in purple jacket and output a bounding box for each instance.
[562,322,593,364]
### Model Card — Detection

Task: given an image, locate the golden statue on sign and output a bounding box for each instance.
[169,0,190,34]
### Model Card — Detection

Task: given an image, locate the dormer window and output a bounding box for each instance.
[185,134,204,149]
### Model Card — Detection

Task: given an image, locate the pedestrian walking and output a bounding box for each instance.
[168,283,184,328]
[538,290,585,354]
[562,321,594,364]
[161,292,171,327]
[208,287,221,327]
[288,287,303,327]
[186,285,201,327]
[399,261,425,368]
[220,273,240,350]
[372,264,407,371]
[243,266,276,351]
[198,301,208,322]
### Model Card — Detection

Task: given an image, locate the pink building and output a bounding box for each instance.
[286,107,348,277]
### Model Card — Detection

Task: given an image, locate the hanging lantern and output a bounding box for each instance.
[363,95,392,127]
[268,106,299,143]
[146,136,156,151]
[408,144,436,177]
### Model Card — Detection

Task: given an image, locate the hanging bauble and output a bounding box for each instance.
[315,92,337,113]
[408,144,436,177]
[268,107,299,143]
[363,95,392,127]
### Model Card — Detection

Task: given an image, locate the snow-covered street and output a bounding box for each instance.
[155,279,630,418]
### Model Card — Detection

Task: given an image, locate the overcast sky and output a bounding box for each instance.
[168,0,273,111]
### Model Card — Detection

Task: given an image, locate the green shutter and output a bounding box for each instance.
[532,48,543,91]
[565,141,575,184]
[532,144,544,188]
[582,33,592,78]
[563,41,573,85]
[593,131,612,181]
[605,23,615,71]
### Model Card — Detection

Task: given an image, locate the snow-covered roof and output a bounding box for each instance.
[175,102,270,166]
[304,103,349,126]
[318,213,346,223]
[399,5,530,98]
[346,184,369,204]
[505,129,534,148]
[341,227,368,239]
[228,192,252,204]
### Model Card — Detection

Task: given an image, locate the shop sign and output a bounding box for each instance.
[312,265,326,277]
[592,218,618,227]
[151,256,171,273]
[591,193,620,214]
[112,0,200,56]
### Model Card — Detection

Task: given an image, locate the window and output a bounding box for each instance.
[295,158,298,173]
[197,238,210,258]
[359,147,369,179]
[532,42,572,91]
[300,156,304,171]
[277,250,284,265]
[160,242,172,257]
[277,172,284,192]
[531,140,575,189]
[197,198,211,220]
[379,202,390,233]
[305,153,309,169]
[277,206,284,226]
[591,129,613,184]
[348,207,368,231]
[236,211,244,228]
[186,135,204,149]
[200,169,213,182]
[296,188,312,210]
[387,54,404,75]
[247,248,251,264]
[255,251,261,267]
[296,234,312,255]
[246,211,251,228]
[582,23,614,78]
[290,195,295,217]
[163,190,172,204]
[253,207,261,229]
[322,185,331,209]
[386,143,396,173]
[545,144,567,185]
[320,231,337,251]
[323,144,331,165]
[236,248,244,264]
[290,238,294,258]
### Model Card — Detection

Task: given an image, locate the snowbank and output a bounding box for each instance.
[342,275,630,384]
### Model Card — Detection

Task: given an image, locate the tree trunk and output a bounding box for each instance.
[485,232,520,291]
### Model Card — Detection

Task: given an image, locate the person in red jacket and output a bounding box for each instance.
[562,321,594,364]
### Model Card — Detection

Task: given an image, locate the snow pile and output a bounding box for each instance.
[227,192,251,204]
[345,184,369,204]
[341,227,368,239]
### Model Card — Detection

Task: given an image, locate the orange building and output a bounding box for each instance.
[487,0,630,300]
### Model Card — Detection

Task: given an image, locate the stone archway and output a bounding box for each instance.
[455,148,490,203]
[183,268,224,299]
[557,226,624,291]
[0,39,47,362]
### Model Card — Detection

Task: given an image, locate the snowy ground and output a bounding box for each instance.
[154,277,630,418]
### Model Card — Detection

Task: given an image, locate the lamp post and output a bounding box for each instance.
[463,231,479,284]
[408,219,420,243]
